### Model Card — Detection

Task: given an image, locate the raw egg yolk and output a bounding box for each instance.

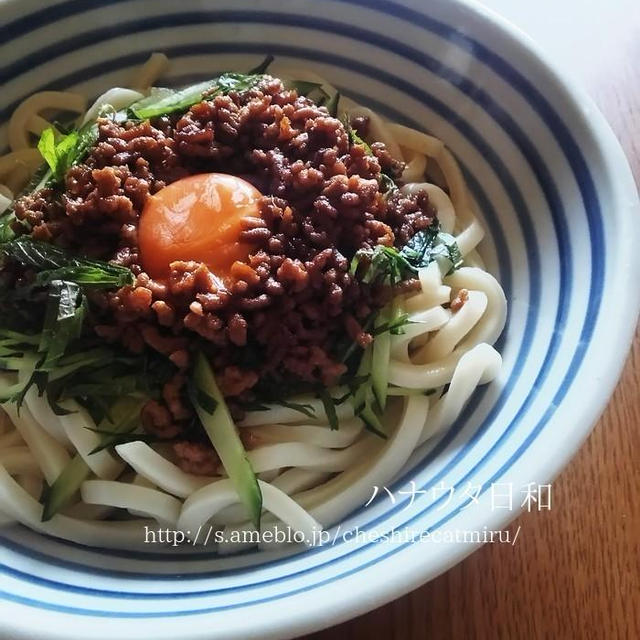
[138,173,262,281]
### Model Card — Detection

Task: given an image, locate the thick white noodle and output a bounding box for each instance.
[131,53,170,91]
[178,479,321,543]
[212,468,331,526]
[297,395,430,525]
[455,218,485,256]
[81,479,182,527]
[177,478,240,533]
[0,149,42,192]
[247,438,375,474]
[126,473,158,518]
[115,441,216,498]
[387,122,444,157]
[2,403,70,484]
[271,468,331,494]
[390,306,451,363]
[82,88,144,124]
[210,481,322,554]
[25,114,50,137]
[219,397,425,548]
[419,343,502,445]
[241,417,363,448]
[8,91,86,151]
[0,428,23,448]
[444,268,507,347]
[416,290,488,362]
[0,447,41,475]
[258,481,321,545]
[400,149,427,183]
[0,465,155,549]
[24,387,71,446]
[404,261,452,312]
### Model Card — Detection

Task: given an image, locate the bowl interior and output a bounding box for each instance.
[1,1,637,638]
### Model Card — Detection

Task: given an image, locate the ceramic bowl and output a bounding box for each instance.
[1,0,638,638]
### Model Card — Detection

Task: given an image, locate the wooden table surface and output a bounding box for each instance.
[303,2,640,638]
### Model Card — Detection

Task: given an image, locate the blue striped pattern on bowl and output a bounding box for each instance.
[1,1,638,638]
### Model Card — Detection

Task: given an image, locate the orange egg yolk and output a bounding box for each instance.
[138,173,262,281]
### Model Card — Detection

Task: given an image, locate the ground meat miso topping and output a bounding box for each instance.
[12,76,436,463]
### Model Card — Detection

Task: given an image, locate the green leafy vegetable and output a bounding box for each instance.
[1,236,133,288]
[129,72,265,119]
[371,311,410,336]
[238,399,271,412]
[0,236,135,404]
[350,220,463,286]
[36,122,98,184]
[37,127,76,181]
[38,280,86,368]
[85,396,147,454]
[400,224,463,275]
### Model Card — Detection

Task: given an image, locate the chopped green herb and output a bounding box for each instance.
[275,399,316,419]
[371,312,410,336]
[238,399,271,412]
[86,429,165,454]
[36,122,98,185]
[187,380,218,415]
[1,236,133,289]
[350,220,463,287]
[317,388,339,430]
[400,223,463,275]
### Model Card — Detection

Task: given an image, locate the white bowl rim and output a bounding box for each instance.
[0,0,639,638]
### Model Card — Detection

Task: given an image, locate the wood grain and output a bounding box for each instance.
[301,3,640,638]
